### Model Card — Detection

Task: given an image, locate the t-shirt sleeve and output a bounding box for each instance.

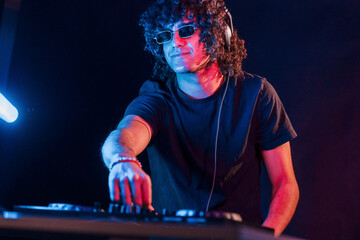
[256,79,297,150]
[123,80,167,136]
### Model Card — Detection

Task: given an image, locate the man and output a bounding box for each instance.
[102,0,299,236]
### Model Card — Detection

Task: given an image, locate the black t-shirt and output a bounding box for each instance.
[124,72,297,224]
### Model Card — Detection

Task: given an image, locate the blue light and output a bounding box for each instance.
[0,92,18,123]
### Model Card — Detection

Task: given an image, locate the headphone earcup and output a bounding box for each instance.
[224,24,232,51]
[224,7,233,52]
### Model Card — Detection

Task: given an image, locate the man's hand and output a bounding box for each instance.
[108,161,154,211]
[102,115,154,211]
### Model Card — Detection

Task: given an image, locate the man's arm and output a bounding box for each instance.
[101,114,153,209]
[261,141,299,236]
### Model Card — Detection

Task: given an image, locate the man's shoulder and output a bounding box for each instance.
[242,72,279,93]
[139,79,171,96]
[242,71,267,84]
[236,71,266,92]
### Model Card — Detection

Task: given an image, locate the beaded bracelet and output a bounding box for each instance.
[109,156,142,171]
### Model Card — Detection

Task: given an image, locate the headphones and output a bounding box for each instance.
[224,7,234,52]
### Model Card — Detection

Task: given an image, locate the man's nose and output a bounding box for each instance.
[171,32,185,47]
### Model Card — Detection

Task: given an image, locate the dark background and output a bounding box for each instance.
[0,0,359,239]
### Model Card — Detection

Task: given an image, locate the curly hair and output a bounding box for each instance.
[139,0,247,82]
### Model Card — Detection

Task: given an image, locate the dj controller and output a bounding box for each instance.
[13,202,244,225]
[0,203,299,240]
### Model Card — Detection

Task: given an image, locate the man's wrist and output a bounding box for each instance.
[109,154,142,171]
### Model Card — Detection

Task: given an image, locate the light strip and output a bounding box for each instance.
[0,92,18,123]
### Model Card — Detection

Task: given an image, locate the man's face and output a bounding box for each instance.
[162,18,209,74]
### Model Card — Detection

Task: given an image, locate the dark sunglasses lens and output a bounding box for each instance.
[179,26,195,38]
[156,31,172,44]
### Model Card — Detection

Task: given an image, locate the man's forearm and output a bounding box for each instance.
[101,129,137,168]
[101,115,152,168]
[262,181,299,236]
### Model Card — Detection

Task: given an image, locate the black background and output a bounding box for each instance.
[0,1,359,239]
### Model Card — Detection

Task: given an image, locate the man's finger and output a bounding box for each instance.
[108,176,118,201]
[120,177,132,205]
[141,175,152,207]
[114,178,120,202]
[131,176,143,207]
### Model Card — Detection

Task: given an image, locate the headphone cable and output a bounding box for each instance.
[206,73,230,212]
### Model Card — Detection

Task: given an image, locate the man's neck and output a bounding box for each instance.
[176,62,224,99]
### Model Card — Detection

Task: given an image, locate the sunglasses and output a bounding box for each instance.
[154,24,196,44]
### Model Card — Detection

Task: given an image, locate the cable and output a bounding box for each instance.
[206,73,230,212]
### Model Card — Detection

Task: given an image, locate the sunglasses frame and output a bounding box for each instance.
[154,24,197,44]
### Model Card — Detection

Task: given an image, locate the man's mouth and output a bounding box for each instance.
[171,52,191,58]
